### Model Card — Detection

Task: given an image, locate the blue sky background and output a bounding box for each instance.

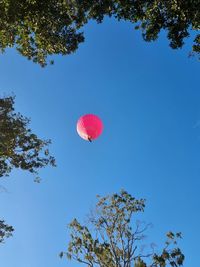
[0,18,199,267]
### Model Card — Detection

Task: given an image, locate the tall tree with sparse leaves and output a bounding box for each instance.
[0,0,199,66]
[61,190,184,267]
[0,95,55,181]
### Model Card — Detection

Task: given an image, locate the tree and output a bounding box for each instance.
[0,95,55,242]
[0,220,14,244]
[0,95,55,181]
[0,0,199,66]
[61,190,184,267]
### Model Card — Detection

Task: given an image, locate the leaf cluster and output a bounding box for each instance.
[0,220,14,243]
[0,95,55,179]
[0,0,84,66]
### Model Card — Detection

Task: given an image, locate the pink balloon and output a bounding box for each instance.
[77,114,103,141]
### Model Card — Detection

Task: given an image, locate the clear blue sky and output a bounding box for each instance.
[0,18,199,267]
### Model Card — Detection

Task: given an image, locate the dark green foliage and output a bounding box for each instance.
[0,220,14,243]
[61,190,184,267]
[0,0,84,67]
[0,96,55,179]
[0,0,199,66]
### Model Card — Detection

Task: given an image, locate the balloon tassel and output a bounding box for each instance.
[88,137,92,142]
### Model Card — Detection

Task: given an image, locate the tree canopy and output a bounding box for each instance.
[0,0,199,66]
[61,190,184,267]
[0,96,55,180]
